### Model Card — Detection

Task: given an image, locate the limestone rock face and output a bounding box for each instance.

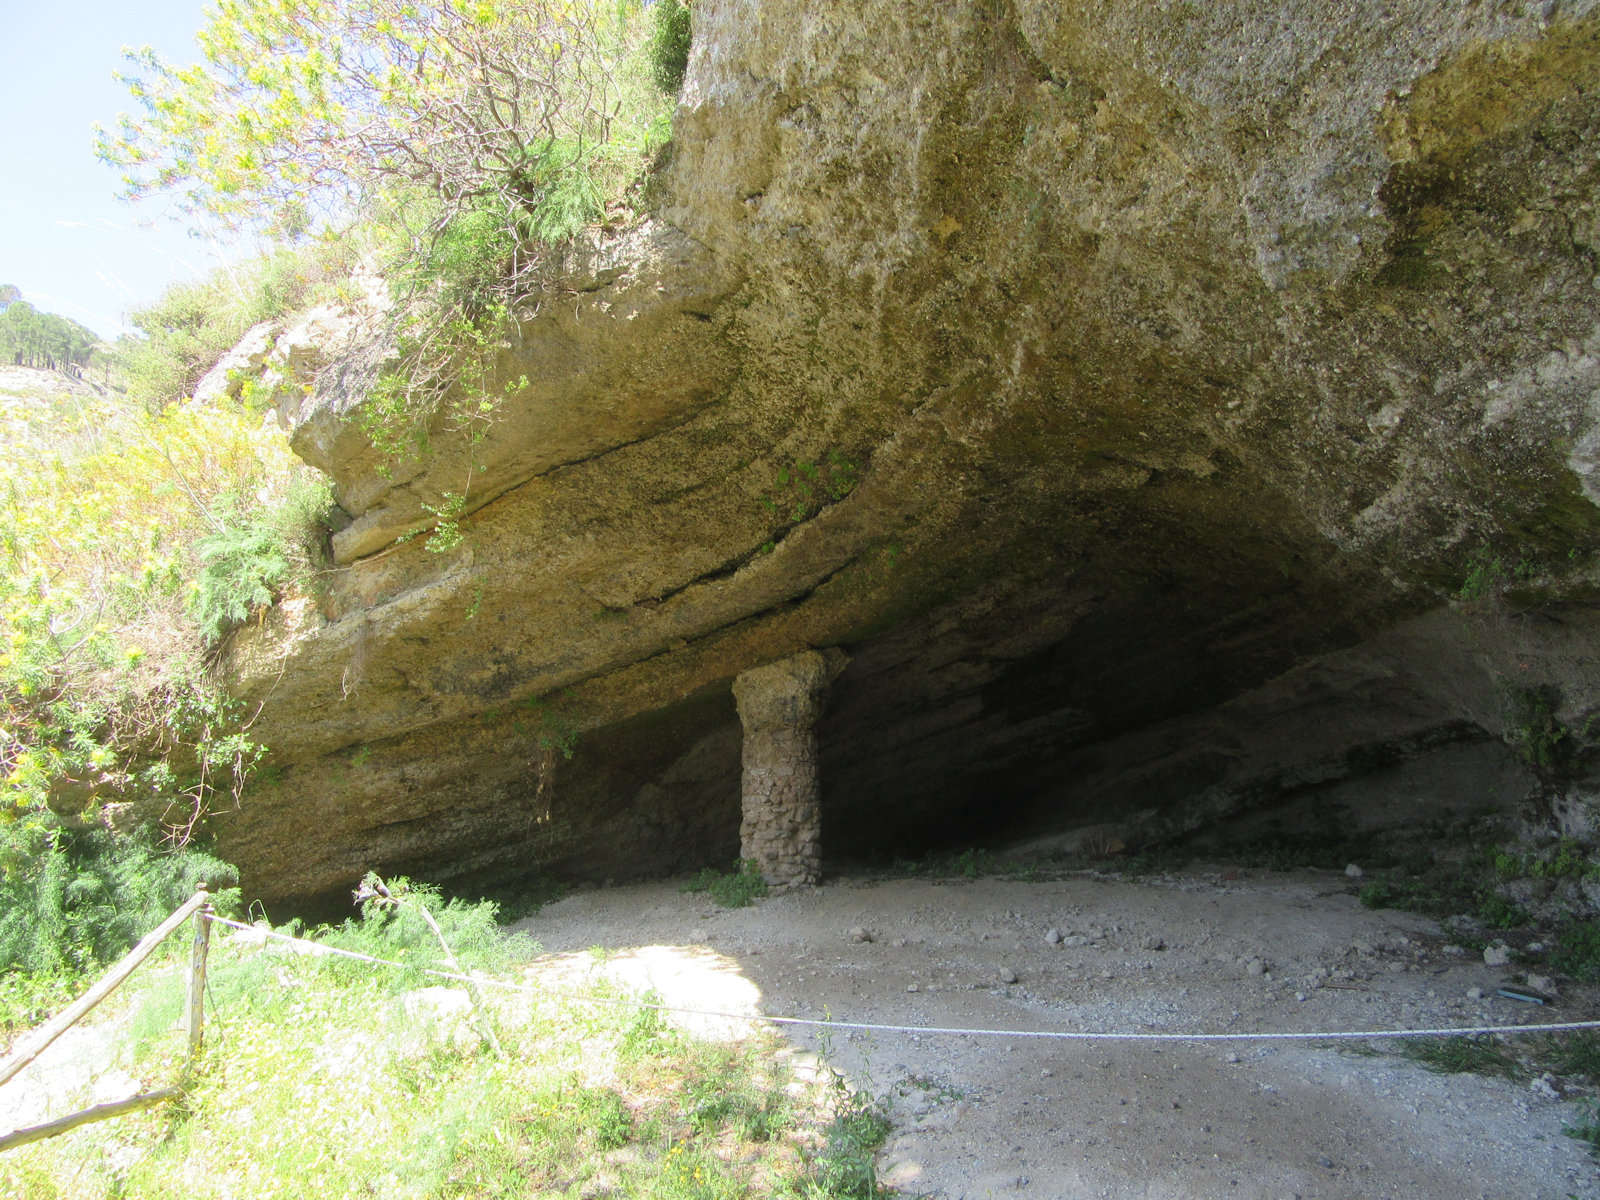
[216,0,1600,911]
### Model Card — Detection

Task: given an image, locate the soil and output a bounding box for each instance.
[512,863,1600,1200]
[6,861,1597,1198]
[0,363,103,399]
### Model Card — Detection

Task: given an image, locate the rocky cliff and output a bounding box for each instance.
[213,0,1600,912]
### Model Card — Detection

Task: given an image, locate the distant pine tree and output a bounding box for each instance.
[0,300,98,369]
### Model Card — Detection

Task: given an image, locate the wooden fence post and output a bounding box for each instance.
[0,890,210,1089]
[185,898,213,1072]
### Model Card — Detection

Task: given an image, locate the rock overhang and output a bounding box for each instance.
[214,0,1600,910]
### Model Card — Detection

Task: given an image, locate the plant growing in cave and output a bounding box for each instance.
[1500,684,1598,781]
[760,452,860,526]
[680,860,768,908]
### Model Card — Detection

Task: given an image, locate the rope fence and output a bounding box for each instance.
[203,912,1600,1046]
[7,892,1599,1156]
[0,890,213,1153]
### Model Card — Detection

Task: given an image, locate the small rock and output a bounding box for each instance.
[1142,934,1166,951]
[1483,942,1512,967]
[1317,1155,1335,1169]
[1345,864,1363,878]
[1442,944,1465,957]
[907,983,920,993]
[1041,1069,1053,1077]
[999,967,1019,985]
[849,926,874,944]
[1246,959,1265,978]
[1528,941,1546,953]
[1526,973,1558,996]
[1466,986,1485,1000]
[1295,992,1307,1002]
[1044,927,1063,945]
[1388,961,1406,973]
[892,938,907,948]
[1226,1052,1240,1064]
[1088,926,1106,941]
[1531,1073,1561,1100]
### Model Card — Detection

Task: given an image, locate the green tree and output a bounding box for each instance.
[97,0,676,460]
[96,0,650,246]
[0,302,99,368]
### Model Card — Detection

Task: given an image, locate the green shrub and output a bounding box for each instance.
[186,468,334,644]
[813,1085,893,1198]
[1551,918,1600,981]
[188,516,291,644]
[1567,1097,1600,1158]
[648,0,693,94]
[0,816,239,1027]
[680,860,769,908]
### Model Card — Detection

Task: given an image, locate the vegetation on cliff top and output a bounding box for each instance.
[0,302,103,374]
[98,0,686,461]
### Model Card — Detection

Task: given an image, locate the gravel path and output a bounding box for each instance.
[512,864,1600,1200]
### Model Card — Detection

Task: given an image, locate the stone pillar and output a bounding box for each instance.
[732,649,848,887]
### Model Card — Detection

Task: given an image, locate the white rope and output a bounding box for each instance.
[203,913,1600,1044]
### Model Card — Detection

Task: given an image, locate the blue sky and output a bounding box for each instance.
[0,0,224,339]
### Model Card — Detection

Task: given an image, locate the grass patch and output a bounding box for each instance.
[1352,838,1536,932]
[681,860,769,908]
[1358,874,1531,928]
[1536,1031,1600,1081]
[1550,918,1600,981]
[1223,834,1419,874]
[449,874,571,925]
[1114,844,1193,876]
[1399,1035,1523,1080]
[887,848,999,880]
[0,880,893,1199]
[1566,1098,1600,1158]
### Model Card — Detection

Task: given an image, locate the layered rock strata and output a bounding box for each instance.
[212,0,1600,910]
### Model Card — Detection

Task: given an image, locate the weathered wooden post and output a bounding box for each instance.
[185,893,213,1073]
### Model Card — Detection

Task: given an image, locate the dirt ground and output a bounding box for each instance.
[512,863,1600,1200]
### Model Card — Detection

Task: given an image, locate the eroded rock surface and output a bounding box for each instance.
[216,0,1600,911]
